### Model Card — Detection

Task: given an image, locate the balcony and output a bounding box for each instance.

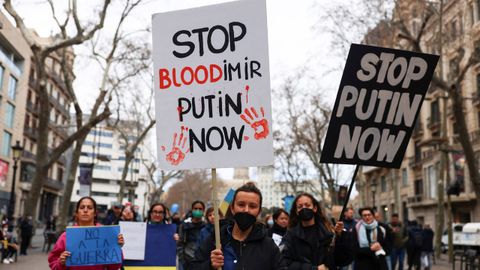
[48,94,70,117]
[408,156,422,170]
[470,129,480,146]
[407,194,424,207]
[26,101,39,115]
[23,126,37,141]
[44,177,64,191]
[412,127,424,140]
[22,150,36,161]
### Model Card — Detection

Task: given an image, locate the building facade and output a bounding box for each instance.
[359,0,480,226]
[0,11,31,218]
[70,121,149,219]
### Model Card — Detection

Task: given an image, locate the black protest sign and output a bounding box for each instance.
[320,44,439,168]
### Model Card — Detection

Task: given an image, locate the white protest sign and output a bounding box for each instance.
[119,221,147,260]
[152,0,273,170]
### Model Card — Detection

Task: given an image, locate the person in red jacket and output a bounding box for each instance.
[48,196,124,270]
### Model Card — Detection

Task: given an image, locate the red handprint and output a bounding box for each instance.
[165,127,190,166]
[240,107,269,140]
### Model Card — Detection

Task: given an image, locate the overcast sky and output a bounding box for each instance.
[7,0,357,185]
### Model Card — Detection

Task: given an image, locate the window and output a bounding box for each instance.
[24,114,30,129]
[93,165,111,171]
[57,168,63,182]
[414,179,423,196]
[83,141,113,148]
[0,65,4,90]
[471,4,475,26]
[431,100,440,124]
[402,168,408,186]
[7,75,17,100]
[1,131,12,156]
[381,176,387,192]
[477,0,480,23]
[5,103,14,128]
[451,20,457,39]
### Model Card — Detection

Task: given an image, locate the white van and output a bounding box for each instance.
[441,223,480,252]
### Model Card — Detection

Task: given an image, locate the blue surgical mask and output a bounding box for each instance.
[267,219,274,226]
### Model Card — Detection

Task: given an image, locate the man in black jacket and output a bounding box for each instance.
[190,182,287,270]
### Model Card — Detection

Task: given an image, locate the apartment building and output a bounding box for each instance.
[70,121,149,218]
[0,11,31,217]
[360,0,480,225]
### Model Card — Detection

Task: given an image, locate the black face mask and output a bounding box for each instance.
[233,212,257,231]
[298,208,315,221]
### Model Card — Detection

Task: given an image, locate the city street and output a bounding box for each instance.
[0,227,459,270]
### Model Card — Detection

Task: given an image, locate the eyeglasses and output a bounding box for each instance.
[152,211,164,215]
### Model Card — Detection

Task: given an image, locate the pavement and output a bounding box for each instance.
[0,228,460,270]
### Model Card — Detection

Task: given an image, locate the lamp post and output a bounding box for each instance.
[8,140,23,227]
[370,179,378,211]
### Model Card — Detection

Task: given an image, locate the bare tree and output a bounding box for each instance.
[274,71,340,206]
[164,171,225,214]
[141,152,183,205]
[112,54,156,202]
[4,0,113,219]
[55,0,147,231]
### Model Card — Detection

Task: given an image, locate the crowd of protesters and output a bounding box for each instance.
[0,180,435,269]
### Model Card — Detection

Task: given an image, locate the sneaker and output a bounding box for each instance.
[2,259,10,264]
[8,258,14,263]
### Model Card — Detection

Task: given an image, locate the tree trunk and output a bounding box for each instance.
[57,136,86,232]
[24,65,49,218]
[117,154,134,203]
[452,85,480,203]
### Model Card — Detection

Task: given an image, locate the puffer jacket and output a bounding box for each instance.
[190,219,287,270]
[281,222,354,270]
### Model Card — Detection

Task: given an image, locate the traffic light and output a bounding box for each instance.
[447,180,461,196]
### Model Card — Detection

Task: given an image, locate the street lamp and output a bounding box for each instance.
[8,140,23,228]
[370,179,378,211]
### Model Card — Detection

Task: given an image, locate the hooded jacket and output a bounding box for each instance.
[190,219,287,270]
[281,222,354,270]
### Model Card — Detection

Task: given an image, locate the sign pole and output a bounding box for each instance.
[338,165,360,222]
[211,168,222,270]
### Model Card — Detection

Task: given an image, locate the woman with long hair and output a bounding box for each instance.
[281,193,354,270]
[48,196,124,270]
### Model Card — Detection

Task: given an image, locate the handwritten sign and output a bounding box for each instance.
[120,221,147,260]
[66,226,121,266]
[123,224,176,269]
[152,0,273,170]
[320,44,439,168]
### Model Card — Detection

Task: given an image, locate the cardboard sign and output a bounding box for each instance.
[320,44,439,168]
[66,226,121,266]
[120,221,147,260]
[123,224,177,269]
[152,0,273,170]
